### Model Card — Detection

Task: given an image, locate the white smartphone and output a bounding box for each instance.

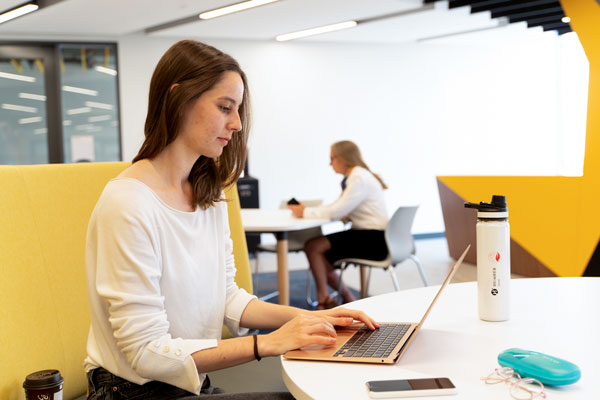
[366,377,457,398]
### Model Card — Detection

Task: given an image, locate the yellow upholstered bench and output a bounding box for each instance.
[0,162,253,400]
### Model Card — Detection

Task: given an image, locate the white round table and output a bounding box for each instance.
[281,278,600,399]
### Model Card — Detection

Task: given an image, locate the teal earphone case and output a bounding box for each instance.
[498,348,581,386]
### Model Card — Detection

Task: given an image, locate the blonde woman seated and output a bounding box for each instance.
[289,141,388,310]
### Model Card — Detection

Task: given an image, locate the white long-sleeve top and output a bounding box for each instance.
[84,178,255,395]
[304,166,388,230]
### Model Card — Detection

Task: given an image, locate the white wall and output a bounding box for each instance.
[117,29,588,234]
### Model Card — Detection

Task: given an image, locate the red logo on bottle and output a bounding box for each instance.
[488,252,501,263]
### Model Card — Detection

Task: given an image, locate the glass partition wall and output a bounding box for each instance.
[60,44,120,163]
[0,43,120,164]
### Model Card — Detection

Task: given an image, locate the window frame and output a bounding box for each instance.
[0,41,122,163]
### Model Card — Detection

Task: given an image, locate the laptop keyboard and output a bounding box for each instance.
[333,323,411,359]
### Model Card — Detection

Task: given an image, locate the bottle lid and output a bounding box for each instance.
[464,195,508,217]
[23,370,64,390]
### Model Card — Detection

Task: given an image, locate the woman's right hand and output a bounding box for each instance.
[288,203,305,218]
[259,314,337,356]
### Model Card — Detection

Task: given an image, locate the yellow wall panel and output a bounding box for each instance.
[439,0,600,277]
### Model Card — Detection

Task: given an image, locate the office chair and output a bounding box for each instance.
[252,199,323,303]
[333,205,428,302]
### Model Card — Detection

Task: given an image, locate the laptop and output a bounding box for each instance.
[284,245,470,364]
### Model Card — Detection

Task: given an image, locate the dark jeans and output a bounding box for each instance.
[87,367,294,399]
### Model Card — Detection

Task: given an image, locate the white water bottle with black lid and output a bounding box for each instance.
[465,195,510,322]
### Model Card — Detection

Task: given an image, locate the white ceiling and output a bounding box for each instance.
[0,0,546,44]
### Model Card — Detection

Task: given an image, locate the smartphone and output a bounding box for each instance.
[366,378,457,398]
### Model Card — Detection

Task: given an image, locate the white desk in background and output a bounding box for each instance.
[240,208,330,306]
[281,277,600,399]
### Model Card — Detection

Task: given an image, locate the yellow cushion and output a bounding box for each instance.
[223,184,254,339]
[224,184,253,295]
[0,162,252,399]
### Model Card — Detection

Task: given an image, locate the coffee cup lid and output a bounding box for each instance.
[23,370,64,389]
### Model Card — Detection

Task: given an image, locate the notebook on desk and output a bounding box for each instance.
[284,245,470,364]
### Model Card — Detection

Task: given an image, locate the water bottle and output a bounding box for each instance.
[464,195,510,321]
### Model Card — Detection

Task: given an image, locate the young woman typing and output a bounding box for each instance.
[84,41,378,399]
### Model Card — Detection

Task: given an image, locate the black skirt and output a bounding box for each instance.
[324,229,388,266]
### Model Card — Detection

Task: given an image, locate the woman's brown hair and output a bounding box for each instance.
[331,141,388,189]
[133,40,250,209]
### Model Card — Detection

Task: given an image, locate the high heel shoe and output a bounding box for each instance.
[316,295,338,310]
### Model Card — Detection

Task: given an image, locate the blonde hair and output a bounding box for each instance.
[331,141,387,189]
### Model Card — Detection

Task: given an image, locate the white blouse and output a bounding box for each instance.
[303,166,388,230]
[84,178,255,395]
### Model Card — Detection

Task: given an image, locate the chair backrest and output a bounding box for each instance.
[0,162,129,400]
[0,162,252,398]
[224,185,253,294]
[385,205,419,264]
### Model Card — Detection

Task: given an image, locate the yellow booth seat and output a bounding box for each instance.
[0,162,253,400]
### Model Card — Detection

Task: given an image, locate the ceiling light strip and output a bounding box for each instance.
[2,103,37,113]
[85,101,113,110]
[0,71,36,82]
[0,2,39,25]
[94,66,117,76]
[276,21,358,42]
[62,85,98,96]
[66,107,92,115]
[88,115,112,122]
[200,0,279,20]
[19,92,46,101]
[19,116,42,124]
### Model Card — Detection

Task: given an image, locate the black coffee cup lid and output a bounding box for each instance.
[23,370,64,389]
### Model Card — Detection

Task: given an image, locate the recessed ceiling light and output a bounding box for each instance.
[276,21,358,42]
[0,2,39,25]
[199,0,279,20]
[561,16,571,23]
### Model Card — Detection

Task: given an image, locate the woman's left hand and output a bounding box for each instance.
[311,307,379,330]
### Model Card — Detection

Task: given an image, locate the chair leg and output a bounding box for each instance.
[389,266,401,291]
[409,255,429,286]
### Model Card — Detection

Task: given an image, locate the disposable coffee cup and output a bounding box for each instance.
[23,369,64,400]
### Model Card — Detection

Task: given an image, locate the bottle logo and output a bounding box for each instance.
[491,288,498,296]
[488,252,501,262]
